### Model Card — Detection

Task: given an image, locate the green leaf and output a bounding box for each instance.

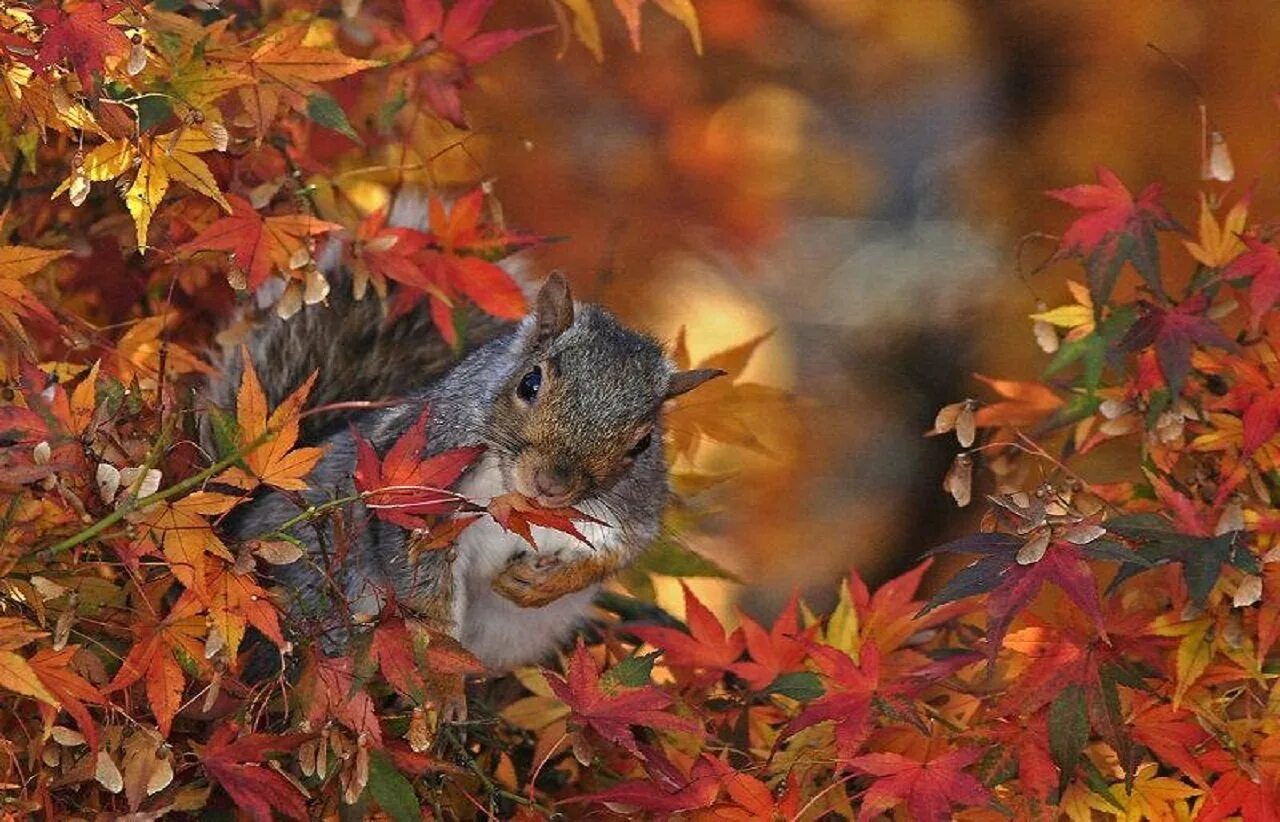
[765,671,824,702]
[205,404,243,464]
[366,750,419,822]
[307,91,363,144]
[1048,683,1089,792]
[134,95,175,132]
[605,651,661,687]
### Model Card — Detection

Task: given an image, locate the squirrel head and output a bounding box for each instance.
[484,273,723,508]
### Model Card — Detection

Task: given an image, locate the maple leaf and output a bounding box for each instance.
[179,196,340,291]
[176,567,284,663]
[29,646,107,754]
[485,491,597,550]
[728,593,808,690]
[1225,235,1280,331]
[665,329,787,459]
[1185,192,1249,268]
[1107,502,1257,608]
[1047,166,1179,309]
[971,373,1065,429]
[367,611,484,702]
[848,747,991,822]
[629,583,745,682]
[199,724,310,822]
[610,0,703,55]
[569,753,723,814]
[1198,749,1280,822]
[33,2,130,92]
[135,491,239,598]
[298,655,383,744]
[104,590,209,737]
[352,409,481,530]
[217,24,379,133]
[1117,295,1234,395]
[1129,698,1213,786]
[54,126,232,251]
[347,208,431,300]
[546,640,701,756]
[216,356,325,492]
[1094,762,1202,821]
[0,245,69,346]
[0,648,59,706]
[923,533,1109,659]
[385,190,534,343]
[401,0,554,126]
[783,641,879,760]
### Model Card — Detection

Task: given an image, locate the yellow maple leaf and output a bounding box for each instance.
[1185,192,1249,268]
[665,328,789,460]
[1030,280,1094,341]
[54,124,230,251]
[1150,614,1215,709]
[0,245,69,345]
[0,649,59,706]
[217,355,324,493]
[1103,762,1201,821]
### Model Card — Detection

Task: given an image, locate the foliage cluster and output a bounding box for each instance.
[1,1,1277,820]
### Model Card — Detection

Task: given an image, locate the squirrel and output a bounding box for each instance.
[206,196,722,676]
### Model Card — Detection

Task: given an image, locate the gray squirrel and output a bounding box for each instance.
[207,197,722,675]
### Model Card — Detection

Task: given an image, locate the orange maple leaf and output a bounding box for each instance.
[216,355,324,493]
[179,196,340,291]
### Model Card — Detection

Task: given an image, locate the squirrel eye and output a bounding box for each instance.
[627,431,652,459]
[516,367,542,403]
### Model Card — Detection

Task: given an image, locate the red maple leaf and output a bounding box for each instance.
[783,641,880,759]
[386,190,535,344]
[179,196,340,291]
[849,747,991,822]
[728,593,809,690]
[402,0,553,126]
[1129,697,1214,787]
[1198,744,1280,822]
[1046,166,1178,305]
[630,583,745,683]
[546,640,701,756]
[199,724,310,822]
[29,646,107,755]
[352,409,482,530]
[485,491,597,549]
[33,2,131,92]
[924,534,1107,660]
[1225,236,1280,331]
[1117,294,1234,395]
[348,209,432,297]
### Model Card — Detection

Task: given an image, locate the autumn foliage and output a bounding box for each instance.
[1,0,1279,819]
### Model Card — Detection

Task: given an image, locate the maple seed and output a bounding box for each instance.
[944,453,973,507]
[1016,529,1051,565]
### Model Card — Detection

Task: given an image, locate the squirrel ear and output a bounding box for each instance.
[534,272,574,342]
[665,368,726,399]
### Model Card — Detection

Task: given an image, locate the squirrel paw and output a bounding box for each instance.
[491,551,567,608]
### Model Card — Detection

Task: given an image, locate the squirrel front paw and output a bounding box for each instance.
[491,551,572,608]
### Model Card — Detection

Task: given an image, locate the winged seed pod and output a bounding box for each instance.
[944,453,973,507]
[933,399,977,447]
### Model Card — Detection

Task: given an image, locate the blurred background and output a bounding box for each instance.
[335,1,1280,619]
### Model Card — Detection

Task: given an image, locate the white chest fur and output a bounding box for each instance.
[450,456,620,670]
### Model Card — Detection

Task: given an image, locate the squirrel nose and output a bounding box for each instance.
[533,465,572,500]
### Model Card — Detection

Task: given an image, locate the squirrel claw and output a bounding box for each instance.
[491,552,565,608]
